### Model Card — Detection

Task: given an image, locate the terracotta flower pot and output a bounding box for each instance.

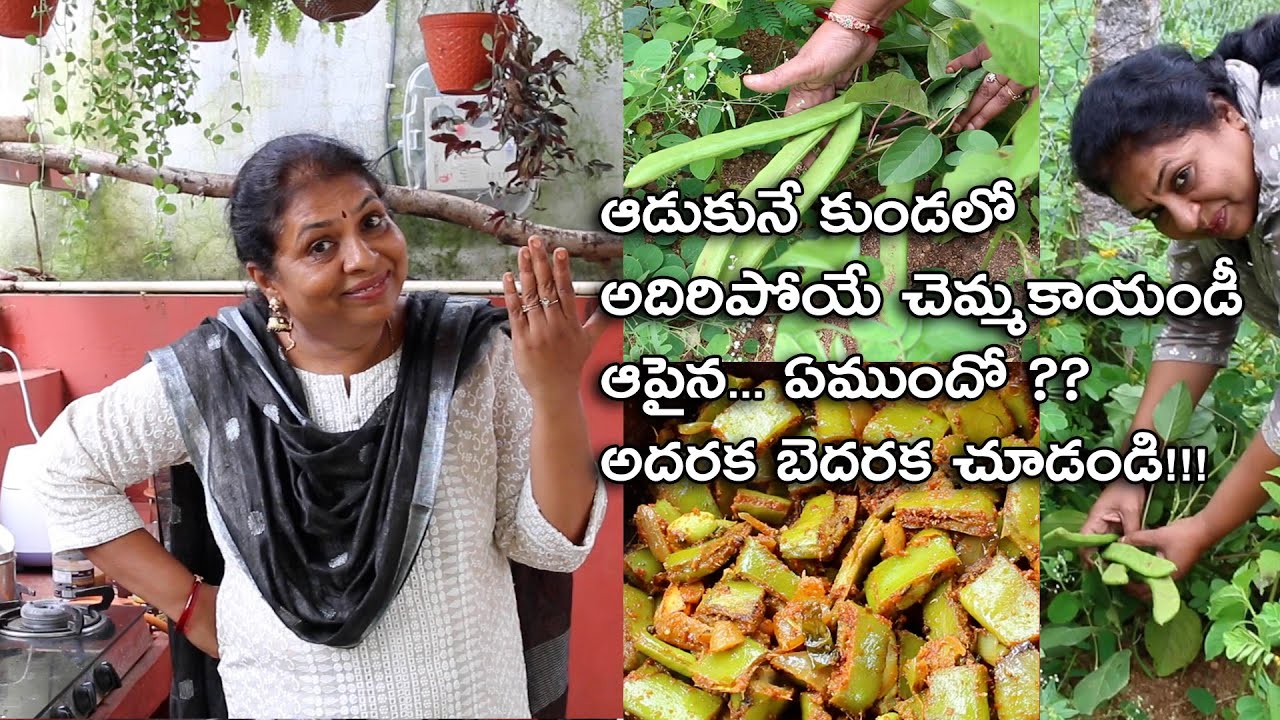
[176,0,241,42]
[0,0,58,39]
[292,0,379,23]
[418,12,513,95]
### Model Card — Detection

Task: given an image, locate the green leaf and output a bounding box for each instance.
[623,255,643,281]
[634,39,674,71]
[843,73,930,117]
[1041,625,1093,651]
[1186,688,1217,715]
[715,70,742,98]
[940,147,1005,197]
[959,0,1036,86]
[1047,592,1081,624]
[877,127,943,185]
[697,105,722,136]
[1072,649,1131,715]
[762,238,860,275]
[689,156,716,180]
[684,63,709,90]
[956,129,998,153]
[705,333,731,356]
[926,34,949,79]
[1257,603,1280,646]
[1144,605,1202,676]
[654,21,692,42]
[743,338,760,355]
[631,243,665,274]
[1152,381,1192,443]
[1008,97,1039,188]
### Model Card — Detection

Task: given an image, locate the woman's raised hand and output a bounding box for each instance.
[502,236,608,405]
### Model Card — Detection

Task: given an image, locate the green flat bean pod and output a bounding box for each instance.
[623,94,863,188]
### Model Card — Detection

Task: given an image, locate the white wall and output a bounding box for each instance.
[0,0,619,279]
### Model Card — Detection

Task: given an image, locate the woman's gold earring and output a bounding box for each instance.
[267,296,293,334]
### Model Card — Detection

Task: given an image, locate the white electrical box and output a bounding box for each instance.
[401,64,535,215]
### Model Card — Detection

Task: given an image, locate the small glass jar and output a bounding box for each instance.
[52,549,97,599]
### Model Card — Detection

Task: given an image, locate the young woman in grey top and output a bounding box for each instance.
[1074,15,1280,577]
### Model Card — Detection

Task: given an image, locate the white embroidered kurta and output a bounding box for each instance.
[33,329,607,718]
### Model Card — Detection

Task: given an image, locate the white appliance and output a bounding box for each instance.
[400,62,536,215]
[0,444,53,567]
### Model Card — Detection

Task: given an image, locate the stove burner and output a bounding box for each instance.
[0,600,111,640]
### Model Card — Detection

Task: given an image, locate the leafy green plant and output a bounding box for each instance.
[622,0,1038,361]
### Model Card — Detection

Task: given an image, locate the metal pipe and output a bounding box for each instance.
[0,280,604,295]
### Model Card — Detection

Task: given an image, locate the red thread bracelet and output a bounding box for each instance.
[814,7,887,39]
[175,575,203,636]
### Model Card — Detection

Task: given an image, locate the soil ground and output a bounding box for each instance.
[1115,658,1250,718]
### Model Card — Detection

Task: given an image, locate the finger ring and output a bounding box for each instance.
[984,72,997,83]
[520,301,539,313]
[1002,86,1022,100]
[540,297,560,307]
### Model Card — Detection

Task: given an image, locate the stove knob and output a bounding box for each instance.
[93,662,121,692]
[51,706,74,719]
[71,681,97,717]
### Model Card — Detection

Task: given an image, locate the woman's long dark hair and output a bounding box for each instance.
[1070,14,1280,198]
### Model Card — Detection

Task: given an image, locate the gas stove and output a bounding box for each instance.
[0,586,152,718]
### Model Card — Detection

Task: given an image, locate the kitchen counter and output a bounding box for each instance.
[17,570,172,719]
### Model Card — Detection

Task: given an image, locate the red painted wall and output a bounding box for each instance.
[0,293,622,719]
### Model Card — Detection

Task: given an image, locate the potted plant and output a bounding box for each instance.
[291,0,378,23]
[0,0,57,39]
[428,0,611,208]
[176,0,242,42]
[418,0,515,95]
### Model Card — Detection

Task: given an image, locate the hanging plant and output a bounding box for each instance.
[427,0,612,214]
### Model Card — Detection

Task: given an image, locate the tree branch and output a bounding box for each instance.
[0,126,621,261]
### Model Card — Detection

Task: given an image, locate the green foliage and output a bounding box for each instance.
[622,0,1037,360]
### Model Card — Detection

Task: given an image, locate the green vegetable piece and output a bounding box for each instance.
[922,580,969,642]
[992,644,1038,720]
[624,93,862,188]
[1146,575,1182,625]
[779,493,846,560]
[625,584,657,672]
[1101,542,1178,578]
[668,509,734,545]
[894,488,997,537]
[636,504,675,562]
[1101,562,1130,586]
[664,524,750,583]
[799,692,831,720]
[1040,527,1119,550]
[711,380,804,448]
[633,629,699,678]
[974,629,1009,666]
[624,667,724,720]
[654,499,682,523]
[1000,479,1040,559]
[815,395,857,442]
[727,678,792,720]
[769,651,834,692]
[944,393,1014,443]
[828,603,896,714]
[997,381,1036,432]
[691,637,769,693]
[656,481,722,518]
[898,630,925,699]
[730,489,792,526]
[734,536,802,599]
[625,547,664,591]
[957,555,1038,646]
[696,580,765,631]
[865,530,961,616]
[923,665,990,720]
[861,402,950,444]
[830,516,885,603]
